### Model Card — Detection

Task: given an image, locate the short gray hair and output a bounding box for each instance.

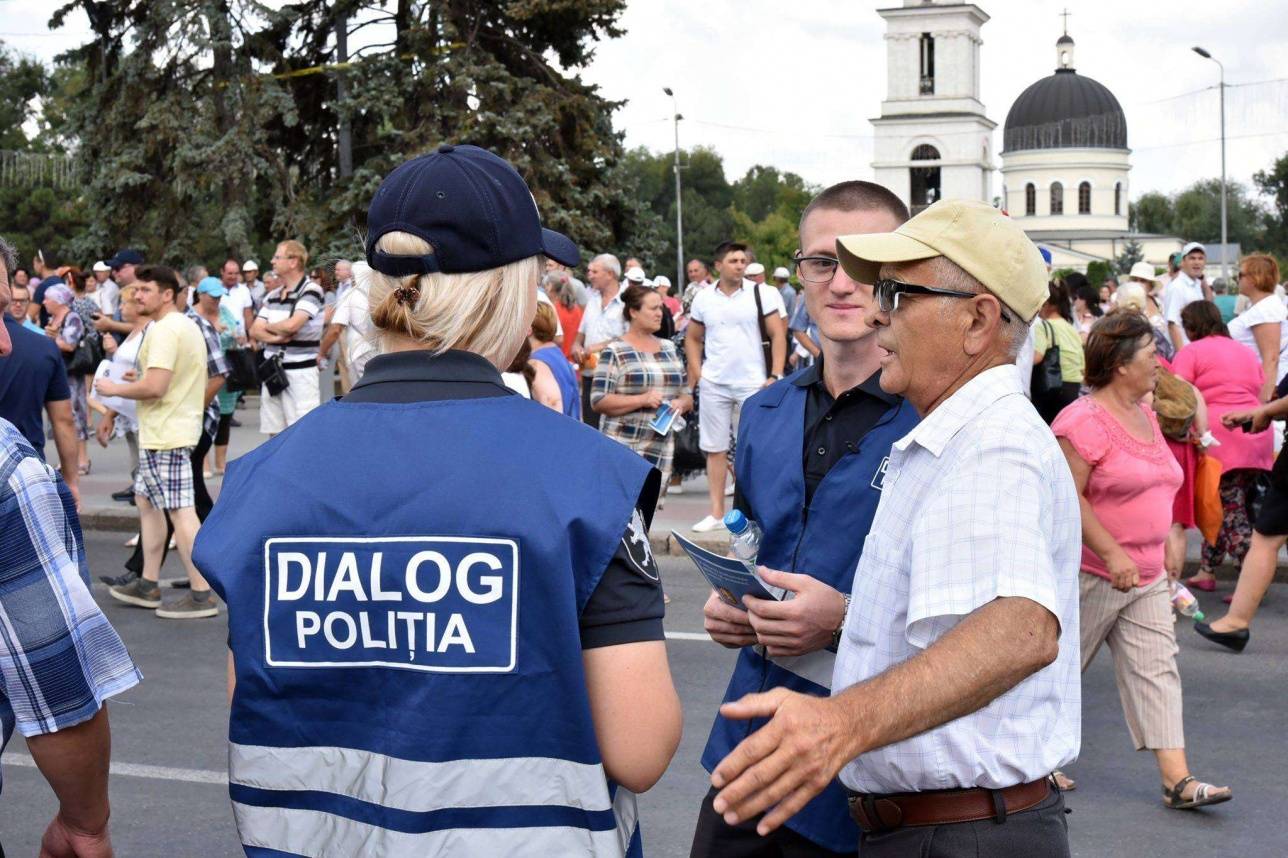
[928,257,1030,359]
[589,253,621,278]
[0,236,16,277]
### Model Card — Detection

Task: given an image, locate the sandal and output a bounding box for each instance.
[1184,574,1217,592]
[1163,775,1232,810]
[1051,770,1077,791]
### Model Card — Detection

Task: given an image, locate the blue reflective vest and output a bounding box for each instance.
[530,342,581,420]
[195,394,654,857]
[700,371,919,852]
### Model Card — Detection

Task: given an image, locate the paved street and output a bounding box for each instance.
[0,528,1285,856]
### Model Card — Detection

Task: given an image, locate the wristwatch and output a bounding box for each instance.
[829,594,852,651]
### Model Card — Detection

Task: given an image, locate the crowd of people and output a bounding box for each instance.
[2,145,1285,857]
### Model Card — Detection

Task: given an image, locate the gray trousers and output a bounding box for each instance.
[857,788,1069,858]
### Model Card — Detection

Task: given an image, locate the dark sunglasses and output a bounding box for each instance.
[873,278,1012,323]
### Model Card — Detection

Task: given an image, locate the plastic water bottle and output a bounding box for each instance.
[1170,581,1205,622]
[724,510,763,566]
[723,511,788,601]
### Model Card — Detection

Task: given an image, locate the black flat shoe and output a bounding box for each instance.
[1194,622,1249,653]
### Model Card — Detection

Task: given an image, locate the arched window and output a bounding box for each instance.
[1114,182,1122,215]
[1078,181,1092,215]
[1050,182,1064,216]
[1025,183,1036,216]
[909,145,941,214]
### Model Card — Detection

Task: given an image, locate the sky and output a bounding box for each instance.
[4,0,1287,201]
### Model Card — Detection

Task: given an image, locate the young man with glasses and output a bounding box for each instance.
[692,182,919,858]
[685,242,788,532]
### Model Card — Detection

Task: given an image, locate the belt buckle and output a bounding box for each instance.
[849,794,904,834]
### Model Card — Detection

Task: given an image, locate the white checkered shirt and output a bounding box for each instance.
[832,365,1081,794]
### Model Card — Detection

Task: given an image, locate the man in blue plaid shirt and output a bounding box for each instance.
[0,246,141,856]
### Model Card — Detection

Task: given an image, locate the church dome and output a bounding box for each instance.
[1002,35,1127,153]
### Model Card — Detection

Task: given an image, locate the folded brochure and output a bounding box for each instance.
[671,530,787,609]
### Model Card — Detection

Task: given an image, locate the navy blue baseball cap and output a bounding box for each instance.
[107,248,144,269]
[365,144,579,277]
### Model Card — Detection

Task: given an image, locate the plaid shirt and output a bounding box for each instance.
[187,307,231,439]
[0,419,141,794]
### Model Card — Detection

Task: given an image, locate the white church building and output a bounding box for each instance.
[870,1,1182,271]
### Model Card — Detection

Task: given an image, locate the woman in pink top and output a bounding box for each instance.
[1173,301,1274,593]
[1054,311,1231,810]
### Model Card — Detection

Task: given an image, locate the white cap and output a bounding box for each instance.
[242,260,259,272]
[653,274,672,289]
[745,262,765,276]
[92,260,111,273]
[772,266,790,280]
[1181,241,1206,258]
[624,266,647,283]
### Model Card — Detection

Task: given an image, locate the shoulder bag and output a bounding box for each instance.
[751,283,773,378]
[1030,320,1063,398]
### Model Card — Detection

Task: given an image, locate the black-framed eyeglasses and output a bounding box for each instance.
[794,254,839,284]
[873,278,1012,323]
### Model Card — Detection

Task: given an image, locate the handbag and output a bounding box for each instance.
[257,353,290,396]
[1153,365,1197,442]
[1030,320,1063,398]
[1194,454,1223,546]
[224,348,261,393]
[65,331,103,376]
[672,393,706,473]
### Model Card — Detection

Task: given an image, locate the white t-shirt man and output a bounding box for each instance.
[95,279,120,317]
[687,278,786,388]
[1229,295,1288,382]
[1163,272,1205,347]
[578,290,626,349]
[221,282,254,338]
[331,283,376,383]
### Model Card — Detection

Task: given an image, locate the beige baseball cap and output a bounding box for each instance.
[836,199,1049,323]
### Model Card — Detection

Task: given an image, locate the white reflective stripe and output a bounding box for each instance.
[234,803,627,858]
[230,744,612,813]
[611,786,639,855]
[767,648,835,690]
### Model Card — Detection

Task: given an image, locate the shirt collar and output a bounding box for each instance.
[350,349,506,390]
[792,358,900,405]
[893,364,1022,457]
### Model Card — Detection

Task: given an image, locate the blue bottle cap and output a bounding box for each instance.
[723,510,747,534]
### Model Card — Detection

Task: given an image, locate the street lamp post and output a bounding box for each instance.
[663,87,684,291]
[1192,46,1228,283]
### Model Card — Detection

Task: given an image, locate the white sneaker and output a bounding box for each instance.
[669,482,684,495]
[124,534,139,548]
[724,478,735,497]
[691,515,727,533]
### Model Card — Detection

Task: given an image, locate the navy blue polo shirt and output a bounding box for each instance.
[0,315,71,458]
[346,349,666,648]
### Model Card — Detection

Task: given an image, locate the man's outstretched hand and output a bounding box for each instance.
[710,688,861,835]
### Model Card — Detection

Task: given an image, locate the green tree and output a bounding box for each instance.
[1130,191,1172,235]
[1085,260,1112,287]
[1254,151,1288,259]
[1115,238,1144,274]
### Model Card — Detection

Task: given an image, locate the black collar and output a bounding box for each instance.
[349,349,509,391]
[793,356,898,405]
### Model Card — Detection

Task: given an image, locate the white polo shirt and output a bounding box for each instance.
[1162,272,1205,346]
[688,279,785,388]
[578,289,626,347]
[832,365,1081,794]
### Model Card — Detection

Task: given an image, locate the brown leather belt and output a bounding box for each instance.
[848,777,1053,833]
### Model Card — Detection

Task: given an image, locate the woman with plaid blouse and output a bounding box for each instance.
[592,285,693,506]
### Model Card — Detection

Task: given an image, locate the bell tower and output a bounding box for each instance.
[870,1,996,212]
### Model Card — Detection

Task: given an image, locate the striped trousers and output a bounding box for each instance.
[1079,573,1185,750]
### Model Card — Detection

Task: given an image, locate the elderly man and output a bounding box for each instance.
[573,253,627,426]
[709,200,1080,857]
